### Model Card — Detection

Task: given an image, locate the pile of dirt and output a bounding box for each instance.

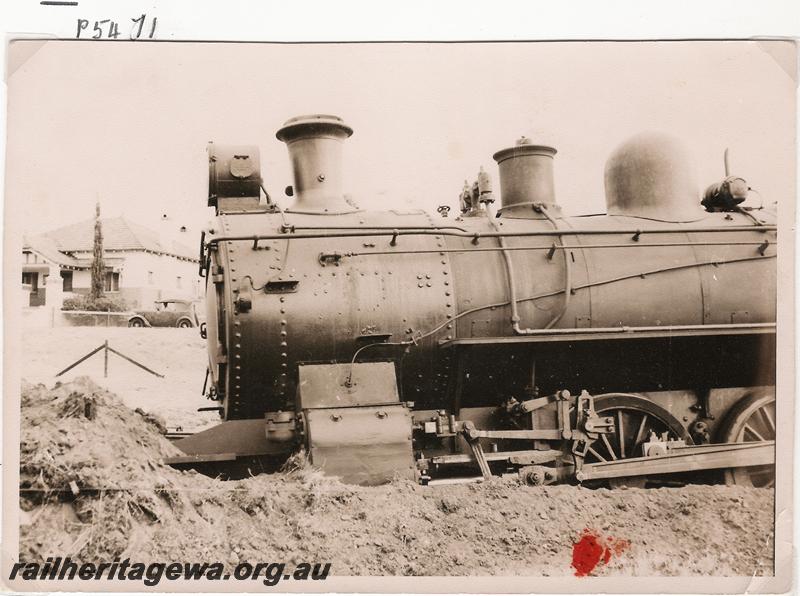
[19,379,775,577]
[21,378,176,492]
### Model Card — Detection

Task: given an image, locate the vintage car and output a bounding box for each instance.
[128,299,199,328]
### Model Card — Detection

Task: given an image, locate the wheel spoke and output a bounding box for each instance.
[635,414,647,445]
[587,447,607,463]
[743,423,766,442]
[617,411,626,458]
[601,433,618,461]
[634,414,648,448]
[759,406,776,435]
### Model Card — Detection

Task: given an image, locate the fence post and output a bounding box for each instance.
[107,306,110,327]
[104,339,109,377]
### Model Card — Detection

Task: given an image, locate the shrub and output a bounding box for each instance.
[61,295,128,312]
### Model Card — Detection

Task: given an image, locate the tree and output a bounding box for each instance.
[90,202,105,300]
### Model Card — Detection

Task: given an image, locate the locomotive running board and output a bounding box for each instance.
[575,441,774,482]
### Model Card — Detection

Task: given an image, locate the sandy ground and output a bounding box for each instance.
[18,378,775,577]
[20,326,215,431]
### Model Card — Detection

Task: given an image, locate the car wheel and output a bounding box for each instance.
[129,318,145,328]
[177,319,192,328]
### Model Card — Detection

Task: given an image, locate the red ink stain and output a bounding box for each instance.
[571,529,630,576]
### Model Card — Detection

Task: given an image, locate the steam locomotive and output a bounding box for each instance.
[168,114,777,488]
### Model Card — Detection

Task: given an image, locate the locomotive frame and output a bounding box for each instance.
[167,114,777,489]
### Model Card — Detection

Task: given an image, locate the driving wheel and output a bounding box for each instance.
[718,392,775,488]
[585,393,693,488]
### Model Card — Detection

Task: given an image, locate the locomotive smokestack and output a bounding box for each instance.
[276,114,355,213]
[493,137,558,216]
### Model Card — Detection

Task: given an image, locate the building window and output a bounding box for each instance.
[148,271,154,285]
[176,276,182,289]
[22,272,38,290]
[61,270,73,292]
[104,271,120,292]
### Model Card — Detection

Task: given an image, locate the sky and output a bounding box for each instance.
[5,40,796,240]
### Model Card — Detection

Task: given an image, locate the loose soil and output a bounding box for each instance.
[18,378,775,577]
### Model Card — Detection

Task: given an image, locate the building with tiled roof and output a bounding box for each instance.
[42,216,197,261]
[22,217,201,309]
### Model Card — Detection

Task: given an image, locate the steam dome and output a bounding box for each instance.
[604,132,705,222]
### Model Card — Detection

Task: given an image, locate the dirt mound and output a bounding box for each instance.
[20,377,213,559]
[21,377,180,493]
[19,379,774,576]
